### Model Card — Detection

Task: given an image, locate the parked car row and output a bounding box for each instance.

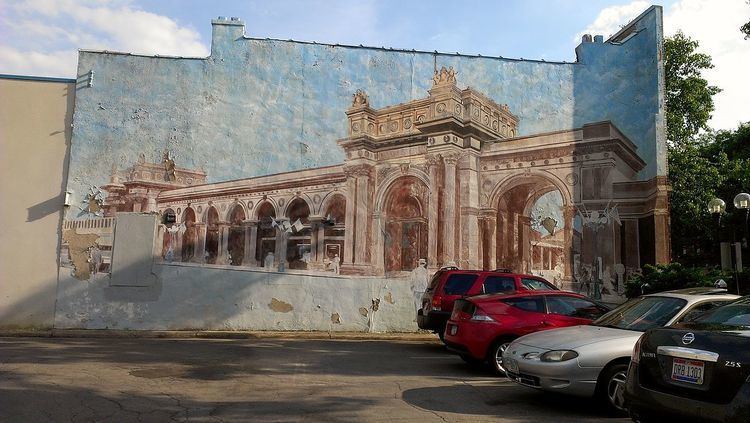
[418,267,750,421]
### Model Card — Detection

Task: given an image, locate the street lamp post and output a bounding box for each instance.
[708,198,726,276]
[734,193,750,248]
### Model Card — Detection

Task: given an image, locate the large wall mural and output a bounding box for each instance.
[60,6,669,304]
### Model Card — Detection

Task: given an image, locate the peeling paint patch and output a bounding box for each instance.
[384,292,394,304]
[268,298,293,313]
[330,313,341,324]
[358,307,368,317]
[62,229,100,280]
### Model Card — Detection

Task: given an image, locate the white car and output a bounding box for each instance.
[502,288,739,413]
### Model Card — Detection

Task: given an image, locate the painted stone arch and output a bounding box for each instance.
[204,205,220,264]
[225,201,247,222]
[282,194,314,218]
[254,199,278,220]
[321,192,346,223]
[181,206,197,262]
[227,203,247,266]
[319,193,346,264]
[255,200,277,267]
[489,171,570,279]
[285,197,312,269]
[374,168,432,212]
[380,175,429,273]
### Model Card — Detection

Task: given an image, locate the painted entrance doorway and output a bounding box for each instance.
[383,176,428,273]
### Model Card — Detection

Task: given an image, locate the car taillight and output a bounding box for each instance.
[631,334,644,364]
[432,296,442,311]
[470,307,496,322]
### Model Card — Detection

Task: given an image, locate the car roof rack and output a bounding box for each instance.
[492,268,514,273]
[439,266,460,271]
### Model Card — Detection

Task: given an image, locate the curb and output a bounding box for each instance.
[0,329,440,342]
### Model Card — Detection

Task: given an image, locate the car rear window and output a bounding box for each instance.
[520,277,556,290]
[428,271,444,290]
[693,297,750,328]
[443,274,478,295]
[483,276,516,294]
[592,296,687,331]
[502,296,545,313]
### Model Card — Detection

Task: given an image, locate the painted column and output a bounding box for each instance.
[654,176,671,264]
[194,223,207,263]
[317,223,326,267]
[427,155,440,268]
[483,214,497,270]
[307,216,325,270]
[458,151,480,269]
[354,169,372,265]
[343,171,356,265]
[145,191,158,213]
[275,218,289,269]
[563,205,575,280]
[442,154,459,266]
[217,223,230,264]
[174,224,184,259]
[371,212,385,275]
[242,220,258,266]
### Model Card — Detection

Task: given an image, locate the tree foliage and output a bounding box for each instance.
[665,32,750,266]
[664,32,721,147]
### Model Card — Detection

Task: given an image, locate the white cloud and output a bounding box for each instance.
[0,0,209,78]
[664,0,750,130]
[575,0,650,42]
[576,0,750,130]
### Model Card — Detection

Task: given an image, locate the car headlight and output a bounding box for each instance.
[540,350,579,362]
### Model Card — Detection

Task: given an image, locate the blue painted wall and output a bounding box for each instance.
[66,6,665,215]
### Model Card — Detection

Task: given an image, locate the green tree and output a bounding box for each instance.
[664,32,721,147]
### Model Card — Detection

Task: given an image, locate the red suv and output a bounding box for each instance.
[417,268,559,341]
[444,291,610,374]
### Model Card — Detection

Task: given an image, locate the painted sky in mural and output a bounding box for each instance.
[64,5,665,219]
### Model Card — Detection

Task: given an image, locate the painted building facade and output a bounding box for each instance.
[49,6,669,330]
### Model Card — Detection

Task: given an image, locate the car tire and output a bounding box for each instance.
[486,338,514,376]
[597,363,629,415]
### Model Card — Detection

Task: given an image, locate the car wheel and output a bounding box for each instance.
[487,339,514,376]
[598,363,629,415]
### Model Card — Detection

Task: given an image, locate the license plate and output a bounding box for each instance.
[671,358,704,384]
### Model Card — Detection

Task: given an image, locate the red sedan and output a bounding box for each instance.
[443,290,610,375]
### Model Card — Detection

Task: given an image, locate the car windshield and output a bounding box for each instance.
[592,296,687,331]
[693,297,750,328]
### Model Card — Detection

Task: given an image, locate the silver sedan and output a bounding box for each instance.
[502,288,739,413]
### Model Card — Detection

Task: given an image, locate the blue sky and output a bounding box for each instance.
[1,0,747,129]
[136,0,669,61]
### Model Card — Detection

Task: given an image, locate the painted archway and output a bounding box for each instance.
[256,201,276,267]
[491,173,569,282]
[181,207,196,262]
[227,204,246,265]
[205,206,220,264]
[382,176,429,273]
[285,197,311,269]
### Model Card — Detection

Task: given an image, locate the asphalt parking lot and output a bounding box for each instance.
[0,336,629,422]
